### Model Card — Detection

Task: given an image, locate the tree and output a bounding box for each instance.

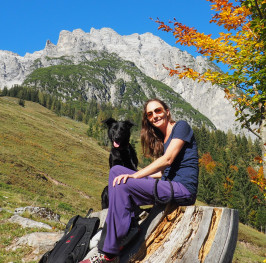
[154,0,266,182]
[1,87,8,96]
[18,98,25,107]
[38,91,45,106]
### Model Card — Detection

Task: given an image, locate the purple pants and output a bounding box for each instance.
[98,165,193,254]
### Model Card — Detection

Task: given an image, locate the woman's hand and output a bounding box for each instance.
[113,173,136,186]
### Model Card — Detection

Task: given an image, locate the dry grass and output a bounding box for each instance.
[0,97,110,217]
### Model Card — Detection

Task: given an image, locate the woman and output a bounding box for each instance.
[83,98,199,263]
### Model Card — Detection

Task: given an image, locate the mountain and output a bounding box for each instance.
[22,51,214,128]
[0,27,245,135]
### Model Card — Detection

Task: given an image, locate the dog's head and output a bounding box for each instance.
[103,118,134,149]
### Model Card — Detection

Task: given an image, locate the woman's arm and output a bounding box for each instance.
[149,171,163,178]
[113,138,185,186]
[134,138,185,178]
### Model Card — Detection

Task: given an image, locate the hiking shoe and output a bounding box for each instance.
[80,253,119,263]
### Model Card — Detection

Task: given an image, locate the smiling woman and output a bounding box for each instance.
[82,98,199,263]
[141,99,176,157]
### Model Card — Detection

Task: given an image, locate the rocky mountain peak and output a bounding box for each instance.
[0,27,249,136]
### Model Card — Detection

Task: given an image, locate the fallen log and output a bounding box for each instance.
[119,204,238,263]
[88,204,238,262]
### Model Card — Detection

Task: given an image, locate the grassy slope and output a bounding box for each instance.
[0,97,110,262]
[0,97,110,214]
[234,223,266,263]
[0,97,265,262]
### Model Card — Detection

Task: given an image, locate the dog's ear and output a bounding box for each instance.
[102,118,117,127]
[125,120,135,129]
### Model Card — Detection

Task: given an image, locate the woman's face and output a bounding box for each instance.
[146,101,169,129]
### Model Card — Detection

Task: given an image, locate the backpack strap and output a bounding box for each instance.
[85,208,94,218]
[64,215,80,235]
[38,250,51,263]
[65,216,100,262]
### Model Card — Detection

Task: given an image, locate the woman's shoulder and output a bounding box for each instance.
[171,120,194,142]
[174,120,191,129]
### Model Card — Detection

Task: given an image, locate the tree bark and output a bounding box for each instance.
[261,117,266,178]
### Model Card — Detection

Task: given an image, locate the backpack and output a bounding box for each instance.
[39,209,100,263]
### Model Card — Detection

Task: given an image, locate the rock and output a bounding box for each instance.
[89,209,108,228]
[8,215,52,230]
[14,206,60,222]
[6,232,63,262]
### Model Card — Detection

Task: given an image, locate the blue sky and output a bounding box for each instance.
[1,0,220,58]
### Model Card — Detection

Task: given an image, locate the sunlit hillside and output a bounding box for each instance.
[0,96,110,218]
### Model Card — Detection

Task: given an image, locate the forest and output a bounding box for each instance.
[1,85,265,232]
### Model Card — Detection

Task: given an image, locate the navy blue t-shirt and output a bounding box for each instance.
[162,120,199,195]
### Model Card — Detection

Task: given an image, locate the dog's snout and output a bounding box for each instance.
[114,135,120,141]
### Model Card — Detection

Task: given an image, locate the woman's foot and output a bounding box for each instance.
[80,253,119,263]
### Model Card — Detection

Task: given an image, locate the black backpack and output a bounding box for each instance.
[39,209,100,263]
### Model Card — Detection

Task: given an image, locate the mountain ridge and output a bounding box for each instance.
[0,27,246,135]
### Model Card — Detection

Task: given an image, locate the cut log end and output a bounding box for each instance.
[120,204,238,263]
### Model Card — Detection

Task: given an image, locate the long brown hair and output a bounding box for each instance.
[141,98,174,158]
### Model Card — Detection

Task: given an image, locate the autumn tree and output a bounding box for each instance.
[154,0,266,183]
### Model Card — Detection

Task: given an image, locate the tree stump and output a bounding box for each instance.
[120,204,238,263]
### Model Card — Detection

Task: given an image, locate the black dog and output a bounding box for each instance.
[101,118,138,209]
[103,117,138,170]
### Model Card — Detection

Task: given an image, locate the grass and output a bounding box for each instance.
[0,97,110,215]
[233,223,266,263]
[0,97,265,262]
[0,96,111,262]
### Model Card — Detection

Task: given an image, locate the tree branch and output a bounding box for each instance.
[238,110,262,139]
[254,0,264,19]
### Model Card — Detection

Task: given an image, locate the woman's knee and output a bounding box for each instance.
[109,165,125,182]
[109,165,136,181]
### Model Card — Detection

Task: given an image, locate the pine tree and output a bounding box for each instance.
[1,87,8,96]
[18,98,25,107]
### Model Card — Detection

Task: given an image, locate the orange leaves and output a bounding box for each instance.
[154,0,261,74]
[154,0,265,142]
[254,156,263,163]
[199,152,217,173]
[156,15,254,77]
[224,175,234,193]
[250,167,266,196]
[163,64,202,81]
[207,0,251,30]
[156,20,173,33]
[248,159,266,198]
[247,166,258,180]
[224,87,237,102]
[230,165,238,172]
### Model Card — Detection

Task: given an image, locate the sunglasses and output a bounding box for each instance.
[146,107,164,119]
